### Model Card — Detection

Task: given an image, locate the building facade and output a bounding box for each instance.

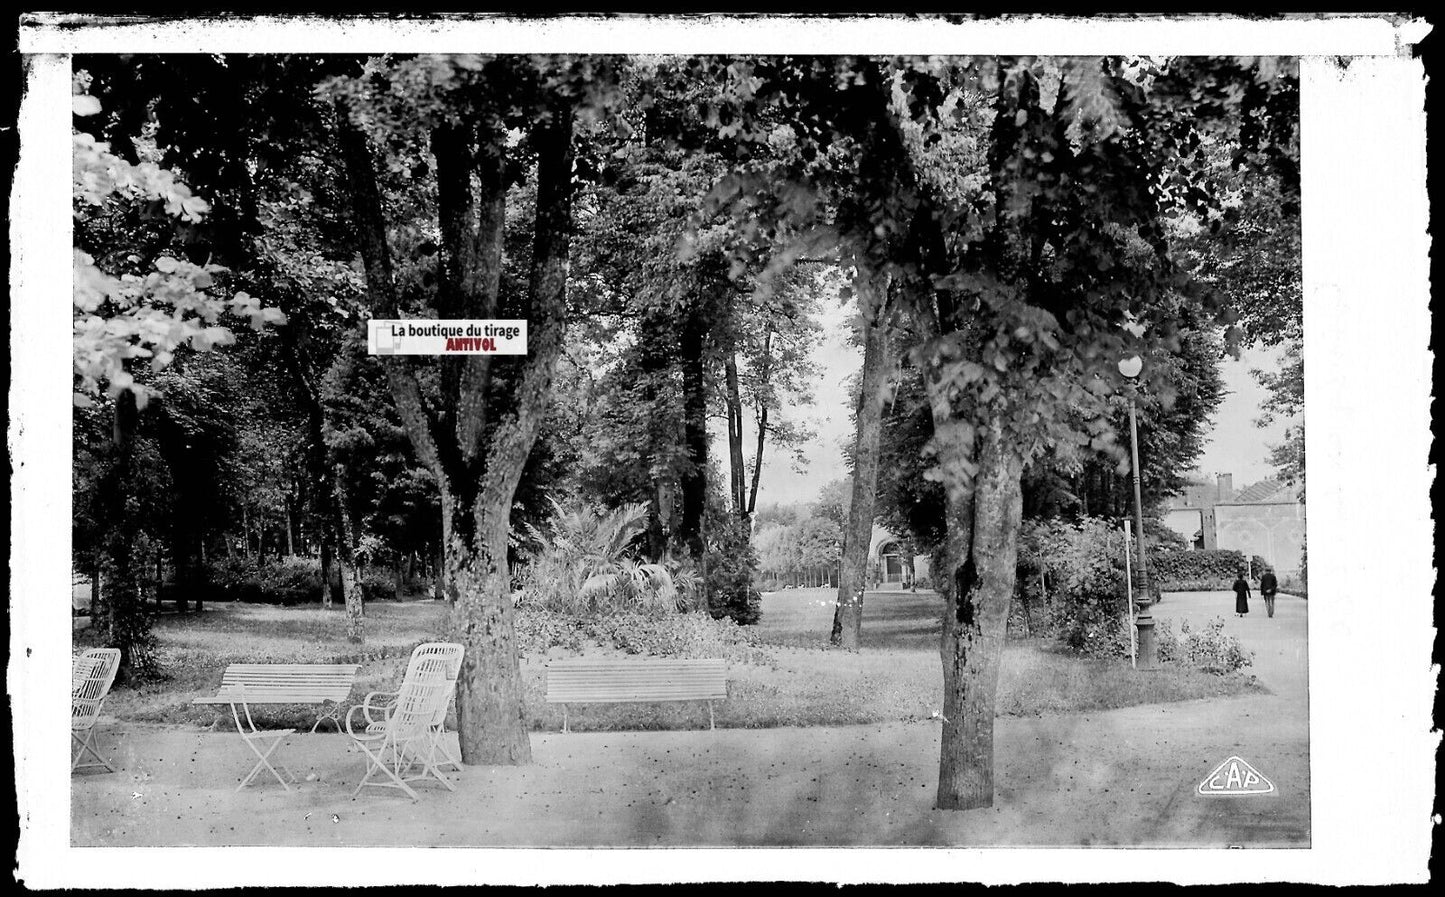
[1162,473,1306,578]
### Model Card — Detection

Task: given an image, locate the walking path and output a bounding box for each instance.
[71,592,1308,847]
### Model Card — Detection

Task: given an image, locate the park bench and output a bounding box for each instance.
[544,657,727,732]
[194,663,362,732]
[192,663,361,791]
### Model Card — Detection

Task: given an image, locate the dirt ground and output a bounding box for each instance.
[70,590,1308,847]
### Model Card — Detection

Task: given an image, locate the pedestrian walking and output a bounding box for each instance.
[1259,567,1278,618]
[1232,571,1251,617]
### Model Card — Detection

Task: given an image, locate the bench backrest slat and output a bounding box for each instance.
[207,663,360,702]
[545,658,726,703]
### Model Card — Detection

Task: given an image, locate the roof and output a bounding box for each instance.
[1232,478,1297,504]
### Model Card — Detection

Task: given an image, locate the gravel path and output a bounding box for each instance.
[71,591,1307,847]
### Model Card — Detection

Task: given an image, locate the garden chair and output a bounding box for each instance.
[407,642,465,772]
[71,648,121,773]
[345,642,463,801]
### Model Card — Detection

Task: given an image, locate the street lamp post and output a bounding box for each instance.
[1118,355,1158,670]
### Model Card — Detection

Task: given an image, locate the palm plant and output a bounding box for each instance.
[517,499,700,615]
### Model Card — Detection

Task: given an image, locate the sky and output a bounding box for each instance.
[744,303,1294,512]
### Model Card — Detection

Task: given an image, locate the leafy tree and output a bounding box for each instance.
[707,54,1297,810]
[72,70,285,680]
[325,54,634,764]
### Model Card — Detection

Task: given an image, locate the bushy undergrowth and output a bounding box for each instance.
[514,607,766,663]
[1050,612,1250,676]
[204,556,412,604]
[206,557,324,604]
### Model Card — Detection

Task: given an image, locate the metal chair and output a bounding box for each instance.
[71,648,121,773]
[345,642,463,801]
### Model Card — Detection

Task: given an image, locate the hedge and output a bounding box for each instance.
[1151,549,1246,587]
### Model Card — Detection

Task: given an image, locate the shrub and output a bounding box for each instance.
[360,570,398,602]
[1177,617,1253,674]
[1020,517,1131,654]
[702,514,762,625]
[1154,618,1180,663]
[515,500,699,616]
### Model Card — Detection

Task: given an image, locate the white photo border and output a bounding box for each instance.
[12,13,1436,887]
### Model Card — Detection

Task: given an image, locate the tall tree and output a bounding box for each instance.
[328,55,628,763]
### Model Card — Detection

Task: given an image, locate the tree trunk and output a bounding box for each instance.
[320,538,334,608]
[724,352,747,519]
[241,505,250,557]
[932,416,1024,811]
[432,542,445,601]
[678,303,709,562]
[448,518,531,765]
[746,328,773,517]
[332,463,363,643]
[101,389,155,683]
[284,500,295,557]
[89,560,101,624]
[831,292,891,649]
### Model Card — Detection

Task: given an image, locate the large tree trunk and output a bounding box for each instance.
[448,512,530,765]
[102,389,156,683]
[831,287,891,649]
[931,414,1024,811]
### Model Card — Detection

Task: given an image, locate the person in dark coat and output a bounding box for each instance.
[1260,568,1279,618]
[1232,572,1251,616]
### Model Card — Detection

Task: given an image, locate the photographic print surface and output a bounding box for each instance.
[13,13,1433,888]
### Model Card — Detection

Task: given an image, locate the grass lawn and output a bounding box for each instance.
[80,588,1263,732]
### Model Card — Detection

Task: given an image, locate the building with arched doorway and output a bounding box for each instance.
[867,525,932,590]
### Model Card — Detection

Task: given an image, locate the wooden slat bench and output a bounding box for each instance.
[193,663,361,733]
[545,657,727,732]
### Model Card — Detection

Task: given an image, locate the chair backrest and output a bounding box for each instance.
[72,648,121,725]
[392,643,463,737]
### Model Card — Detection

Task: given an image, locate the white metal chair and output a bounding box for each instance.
[71,648,121,773]
[345,642,463,801]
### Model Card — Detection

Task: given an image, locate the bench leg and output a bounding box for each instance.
[707,701,715,731]
[311,701,344,734]
[238,733,293,792]
[562,704,569,734]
